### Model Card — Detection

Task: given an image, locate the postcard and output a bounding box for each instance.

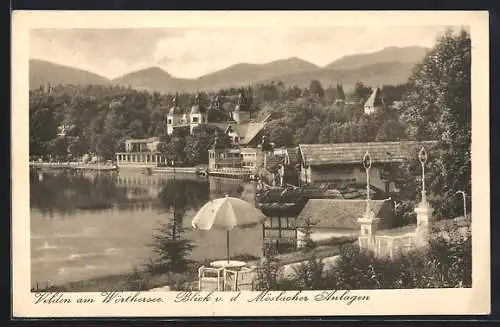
[12,10,490,317]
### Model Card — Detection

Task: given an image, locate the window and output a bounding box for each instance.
[192,117,199,123]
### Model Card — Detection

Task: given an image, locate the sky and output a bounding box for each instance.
[29,26,460,80]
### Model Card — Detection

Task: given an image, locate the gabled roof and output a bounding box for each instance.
[364,88,384,108]
[237,122,266,145]
[207,121,266,145]
[296,199,393,230]
[208,122,233,133]
[298,141,438,166]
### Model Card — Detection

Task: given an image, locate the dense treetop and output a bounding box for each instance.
[30,28,471,219]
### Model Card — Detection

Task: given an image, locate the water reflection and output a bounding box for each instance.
[30,169,261,285]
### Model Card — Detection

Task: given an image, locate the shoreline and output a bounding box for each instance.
[31,241,352,293]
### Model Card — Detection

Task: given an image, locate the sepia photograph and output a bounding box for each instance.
[12,11,489,317]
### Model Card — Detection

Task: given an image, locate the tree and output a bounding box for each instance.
[400,28,471,218]
[301,218,316,251]
[381,83,409,105]
[95,132,117,160]
[324,86,338,104]
[47,136,69,159]
[353,82,373,103]
[255,244,280,291]
[309,80,325,99]
[374,119,407,142]
[263,119,294,147]
[30,107,58,156]
[161,136,186,165]
[149,180,205,273]
[336,84,345,100]
[47,136,68,160]
[150,210,194,273]
[184,135,209,165]
[67,137,89,158]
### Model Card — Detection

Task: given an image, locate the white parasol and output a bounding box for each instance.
[191,195,266,263]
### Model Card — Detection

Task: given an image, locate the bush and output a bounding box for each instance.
[275,225,471,290]
[290,254,326,290]
[254,245,280,291]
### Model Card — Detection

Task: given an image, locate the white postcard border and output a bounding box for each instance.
[11,10,490,317]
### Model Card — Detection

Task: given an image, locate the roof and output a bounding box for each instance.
[236,122,266,145]
[364,88,384,108]
[125,137,159,144]
[208,122,233,133]
[345,93,362,104]
[206,121,265,145]
[169,106,183,115]
[190,105,206,114]
[296,199,392,230]
[298,141,438,166]
[240,147,258,154]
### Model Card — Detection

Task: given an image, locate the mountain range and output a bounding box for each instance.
[30,46,429,93]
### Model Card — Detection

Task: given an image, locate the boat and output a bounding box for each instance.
[255,202,306,217]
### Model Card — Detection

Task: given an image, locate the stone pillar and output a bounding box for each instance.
[414,201,434,246]
[357,211,380,252]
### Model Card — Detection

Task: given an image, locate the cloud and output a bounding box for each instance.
[29,26,457,79]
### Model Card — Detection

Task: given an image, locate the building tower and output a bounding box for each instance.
[166,94,182,135]
[190,93,207,134]
[210,95,223,112]
[232,92,250,124]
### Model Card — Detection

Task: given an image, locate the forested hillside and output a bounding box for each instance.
[29,29,470,219]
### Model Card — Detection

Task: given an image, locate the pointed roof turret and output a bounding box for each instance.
[190,93,205,114]
[169,93,182,115]
[234,92,245,112]
[364,88,384,108]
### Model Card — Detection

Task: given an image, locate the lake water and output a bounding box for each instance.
[30,169,263,286]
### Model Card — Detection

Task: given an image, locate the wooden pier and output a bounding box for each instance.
[29,161,118,172]
[208,168,253,180]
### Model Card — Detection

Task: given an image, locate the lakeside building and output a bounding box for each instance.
[295,199,394,246]
[166,92,270,147]
[297,141,438,192]
[166,94,207,135]
[115,137,163,168]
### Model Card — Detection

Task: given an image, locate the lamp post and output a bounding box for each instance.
[363,151,372,216]
[418,147,428,204]
[456,190,467,218]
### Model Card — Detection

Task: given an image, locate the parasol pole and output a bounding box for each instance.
[226,230,230,263]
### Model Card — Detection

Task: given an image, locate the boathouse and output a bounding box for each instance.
[297,141,438,192]
[295,199,394,247]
